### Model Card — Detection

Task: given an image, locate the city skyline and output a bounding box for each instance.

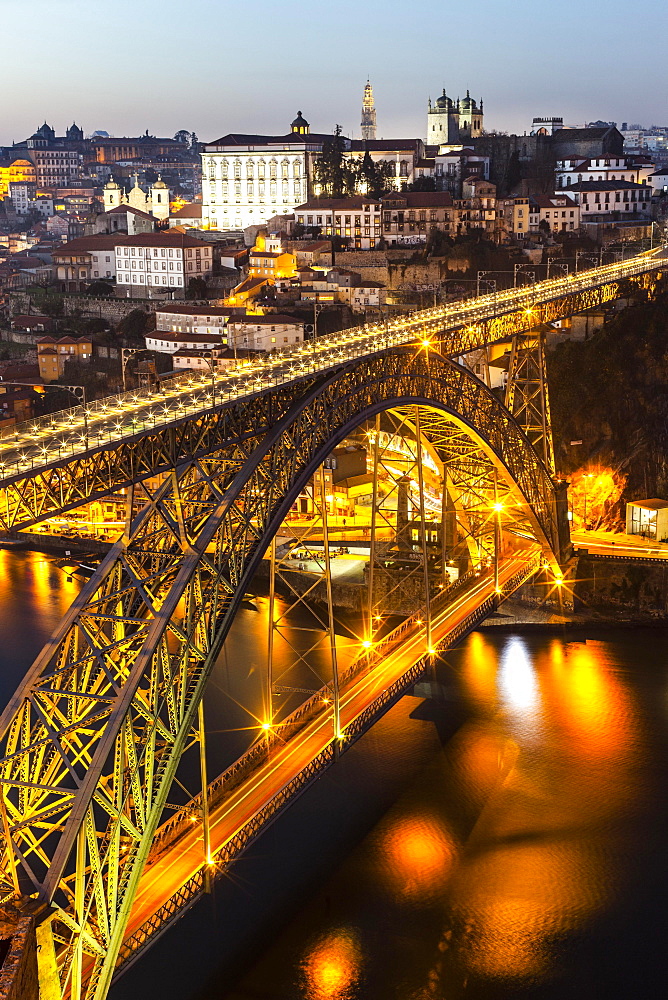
[3,0,667,145]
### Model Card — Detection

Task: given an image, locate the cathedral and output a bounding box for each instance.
[102,174,170,221]
[426,90,484,146]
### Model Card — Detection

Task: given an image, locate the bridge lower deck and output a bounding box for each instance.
[114,548,540,972]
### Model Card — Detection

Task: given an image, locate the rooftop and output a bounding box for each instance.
[121,232,213,249]
[228,314,303,326]
[154,305,234,317]
[53,235,126,255]
[170,204,203,218]
[568,179,649,191]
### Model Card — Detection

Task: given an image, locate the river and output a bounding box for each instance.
[1,549,667,999]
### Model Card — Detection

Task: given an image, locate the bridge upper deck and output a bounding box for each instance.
[0,247,664,488]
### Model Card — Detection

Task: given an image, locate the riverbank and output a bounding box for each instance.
[483,596,668,631]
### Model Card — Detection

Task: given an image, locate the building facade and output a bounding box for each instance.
[53,235,122,290]
[227,315,304,351]
[563,180,652,220]
[36,336,92,381]
[295,197,382,249]
[381,191,453,244]
[115,232,213,295]
[426,90,484,146]
[201,113,340,231]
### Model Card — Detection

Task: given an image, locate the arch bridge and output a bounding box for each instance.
[0,248,663,1000]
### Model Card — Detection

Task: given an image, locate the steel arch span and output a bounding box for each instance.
[0,345,560,999]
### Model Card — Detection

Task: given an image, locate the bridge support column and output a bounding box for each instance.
[319,465,341,749]
[367,415,380,644]
[505,327,555,475]
[415,407,432,651]
[198,701,212,890]
[266,535,276,728]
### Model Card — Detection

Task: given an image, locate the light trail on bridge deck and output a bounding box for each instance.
[0,248,664,484]
[115,547,540,970]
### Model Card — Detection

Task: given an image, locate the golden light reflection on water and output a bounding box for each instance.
[381,815,455,902]
[498,636,539,714]
[446,633,642,985]
[549,641,636,763]
[301,928,362,1000]
[460,631,498,708]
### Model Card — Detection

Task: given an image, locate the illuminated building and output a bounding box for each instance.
[247,232,297,280]
[102,174,171,221]
[347,138,425,192]
[201,111,346,231]
[360,79,377,141]
[0,158,37,200]
[295,196,381,248]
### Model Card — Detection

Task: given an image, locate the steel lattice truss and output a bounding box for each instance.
[0,346,559,999]
[505,329,555,474]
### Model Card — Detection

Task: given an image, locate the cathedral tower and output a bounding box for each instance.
[361,79,377,141]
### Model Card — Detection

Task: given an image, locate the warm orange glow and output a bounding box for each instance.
[169,196,188,214]
[381,816,454,901]
[461,631,498,708]
[302,929,361,999]
[568,465,626,530]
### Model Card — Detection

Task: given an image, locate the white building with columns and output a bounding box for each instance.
[201,112,348,231]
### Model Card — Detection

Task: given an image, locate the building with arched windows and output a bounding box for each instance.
[201,112,349,231]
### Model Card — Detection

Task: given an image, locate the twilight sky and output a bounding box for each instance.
[2,0,667,145]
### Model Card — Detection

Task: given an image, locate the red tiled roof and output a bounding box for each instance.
[154,305,234,317]
[106,205,155,220]
[170,204,202,218]
[53,235,126,256]
[228,314,303,326]
[123,232,212,249]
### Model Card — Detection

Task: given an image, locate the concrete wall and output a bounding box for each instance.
[572,554,668,615]
[334,251,475,291]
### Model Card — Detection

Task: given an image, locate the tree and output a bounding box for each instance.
[116,308,151,344]
[187,277,207,300]
[86,281,114,296]
[314,125,356,198]
[174,130,190,144]
[407,176,436,192]
[357,150,394,198]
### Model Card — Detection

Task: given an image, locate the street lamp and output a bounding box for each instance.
[200,350,217,408]
[582,472,594,529]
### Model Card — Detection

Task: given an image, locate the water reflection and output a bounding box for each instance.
[498,636,539,714]
[212,629,656,1000]
[301,927,362,1000]
[380,815,455,903]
